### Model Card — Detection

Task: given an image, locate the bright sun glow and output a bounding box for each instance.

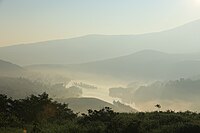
[194,0,200,5]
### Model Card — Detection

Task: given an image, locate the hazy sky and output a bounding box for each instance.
[0,0,200,46]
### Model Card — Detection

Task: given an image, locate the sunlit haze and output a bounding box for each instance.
[0,0,200,46]
[2,1,200,131]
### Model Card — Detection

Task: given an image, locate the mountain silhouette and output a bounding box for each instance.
[0,20,200,65]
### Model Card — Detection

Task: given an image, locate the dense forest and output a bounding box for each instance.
[1,92,200,133]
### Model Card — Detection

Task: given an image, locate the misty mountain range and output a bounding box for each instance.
[1,19,200,112]
[26,50,200,80]
[0,19,200,65]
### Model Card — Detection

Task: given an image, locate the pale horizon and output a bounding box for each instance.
[1,18,200,47]
[1,0,200,46]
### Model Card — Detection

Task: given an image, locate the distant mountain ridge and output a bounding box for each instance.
[0,20,200,65]
[0,59,24,77]
[27,50,200,80]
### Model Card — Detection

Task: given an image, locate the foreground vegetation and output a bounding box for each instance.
[1,93,200,133]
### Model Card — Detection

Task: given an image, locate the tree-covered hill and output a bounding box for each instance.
[58,97,136,113]
[0,77,81,99]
